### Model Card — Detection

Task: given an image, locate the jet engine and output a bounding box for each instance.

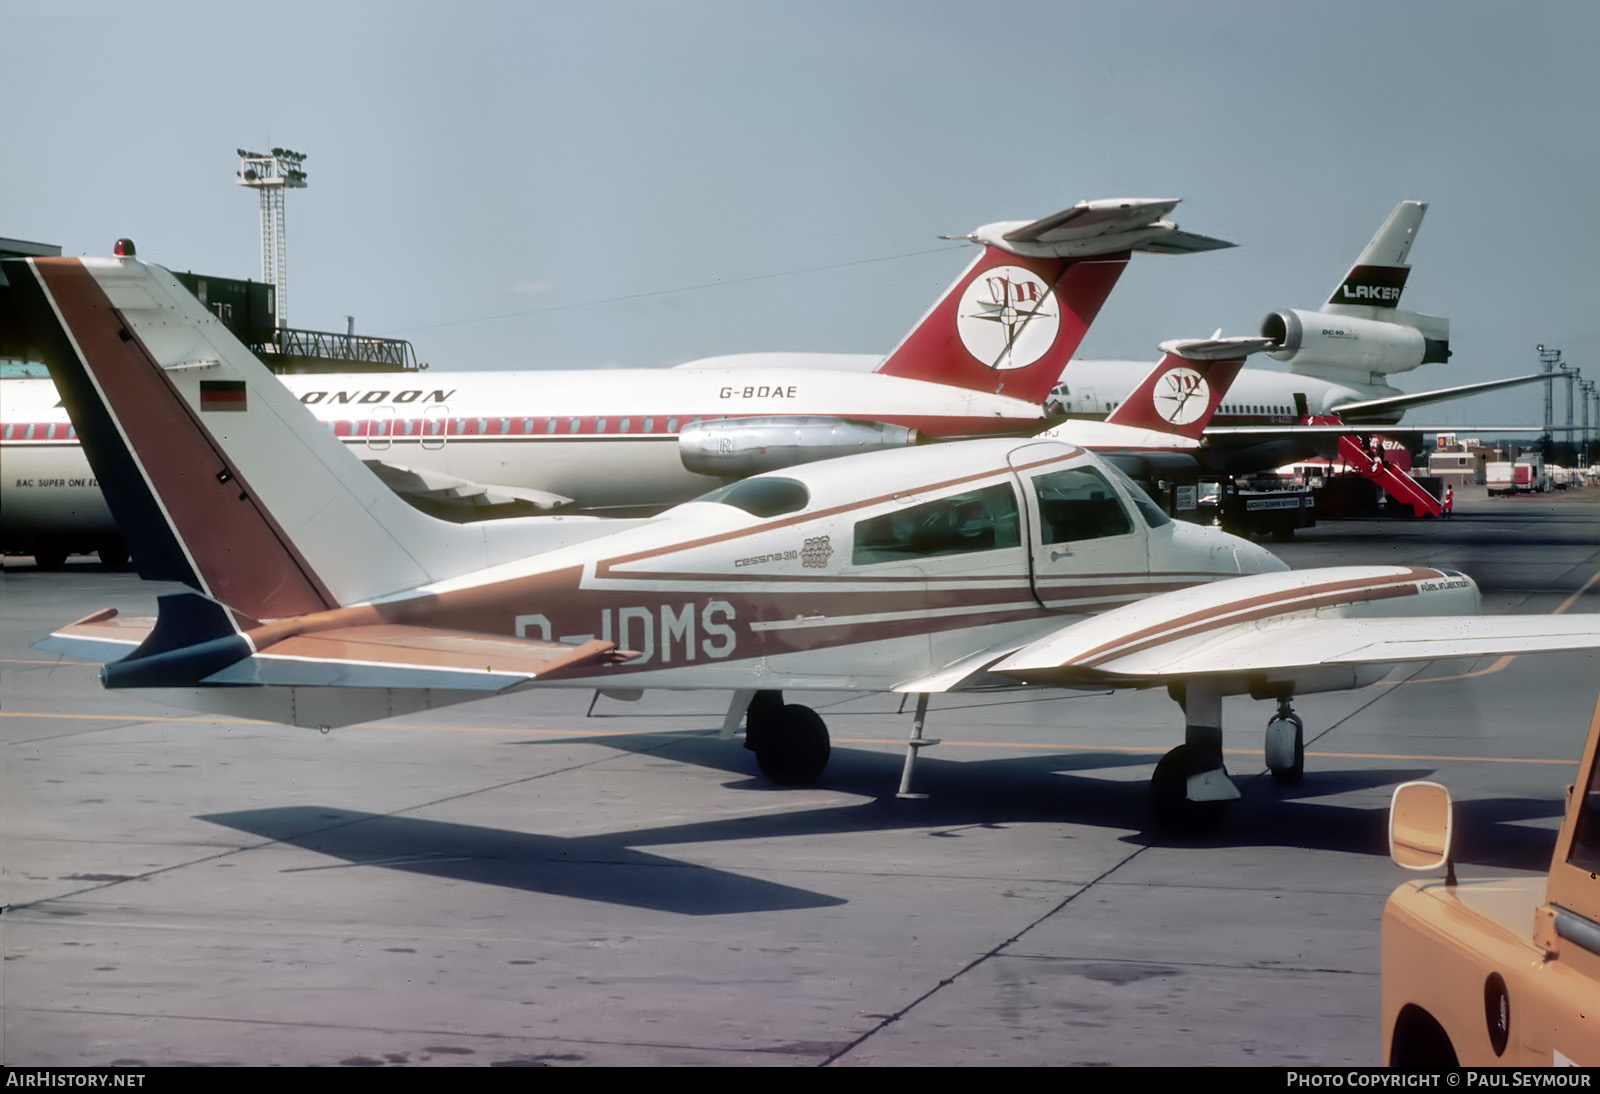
[679,416,917,477]
[1260,309,1450,376]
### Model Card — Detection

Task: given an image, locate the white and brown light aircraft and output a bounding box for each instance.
[15,250,1600,832]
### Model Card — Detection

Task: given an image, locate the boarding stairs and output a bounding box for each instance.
[1335,434,1443,518]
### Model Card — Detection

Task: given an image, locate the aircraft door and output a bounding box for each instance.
[1009,443,1149,613]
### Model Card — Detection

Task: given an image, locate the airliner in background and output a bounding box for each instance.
[0,199,1545,565]
[1,198,1230,565]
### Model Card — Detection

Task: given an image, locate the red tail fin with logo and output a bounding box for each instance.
[874,198,1233,407]
[875,247,1131,406]
[1104,336,1273,439]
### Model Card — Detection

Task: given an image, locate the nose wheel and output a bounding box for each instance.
[1264,701,1304,784]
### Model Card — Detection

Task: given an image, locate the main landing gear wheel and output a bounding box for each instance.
[1264,706,1304,784]
[1149,745,1229,836]
[747,698,831,786]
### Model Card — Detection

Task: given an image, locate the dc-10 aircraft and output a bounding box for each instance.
[0,197,1231,565]
[15,251,1600,833]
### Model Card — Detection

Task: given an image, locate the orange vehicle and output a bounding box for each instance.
[1380,687,1600,1066]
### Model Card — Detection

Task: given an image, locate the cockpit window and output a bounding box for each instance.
[853,483,1020,564]
[695,477,810,517]
[1030,466,1134,544]
[1103,463,1173,528]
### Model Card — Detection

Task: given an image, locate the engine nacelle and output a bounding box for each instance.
[1260,309,1450,376]
[679,416,918,477]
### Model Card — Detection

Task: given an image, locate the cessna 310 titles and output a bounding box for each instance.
[13,248,1599,834]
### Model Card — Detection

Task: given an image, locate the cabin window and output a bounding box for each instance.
[546,418,557,434]
[522,418,532,433]
[569,417,580,433]
[696,476,811,518]
[667,417,679,433]
[852,483,1020,565]
[596,418,607,433]
[619,418,630,433]
[1030,466,1133,544]
[499,418,510,434]
[643,417,654,433]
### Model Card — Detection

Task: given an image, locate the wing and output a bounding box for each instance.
[988,566,1600,693]
[362,459,573,512]
[1329,372,1553,421]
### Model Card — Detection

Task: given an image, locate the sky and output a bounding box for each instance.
[4,0,1597,427]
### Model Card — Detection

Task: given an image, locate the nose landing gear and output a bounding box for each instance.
[1264,699,1304,784]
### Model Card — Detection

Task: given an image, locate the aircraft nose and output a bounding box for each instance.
[1232,538,1290,574]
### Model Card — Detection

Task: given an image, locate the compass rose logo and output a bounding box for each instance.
[1153,366,1211,426]
[955,265,1060,371]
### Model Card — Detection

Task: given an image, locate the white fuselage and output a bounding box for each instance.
[1053,358,1400,423]
[0,354,1397,552]
[0,366,1050,549]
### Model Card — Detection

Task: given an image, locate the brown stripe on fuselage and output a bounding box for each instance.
[1069,567,1441,669]
[234,564,1163,678]
[37,260,336,620]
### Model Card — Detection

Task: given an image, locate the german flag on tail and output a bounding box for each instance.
[200,380,247,412]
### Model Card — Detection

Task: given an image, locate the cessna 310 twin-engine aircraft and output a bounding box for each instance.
[15,250,1600,832]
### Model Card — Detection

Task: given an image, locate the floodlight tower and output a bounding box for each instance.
[236,147,308,332]
[1538,344,1562,459]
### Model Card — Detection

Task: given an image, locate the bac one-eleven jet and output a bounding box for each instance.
[15,251,1600,832]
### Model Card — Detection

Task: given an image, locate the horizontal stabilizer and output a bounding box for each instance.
[205,625,624,690]
[959,198,1235,259]
[37,610,629,691]
[1157,335,1277,361]
[34,608,151,663]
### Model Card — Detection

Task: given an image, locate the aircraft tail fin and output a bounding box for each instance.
[1322,200,1425,315]
[6,251,612,620]
[875,199,1233,407]
[1103,335,1272,439]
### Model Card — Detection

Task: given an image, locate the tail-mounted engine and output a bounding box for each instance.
[679,416,918,477]
[1260,309,1450,376]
